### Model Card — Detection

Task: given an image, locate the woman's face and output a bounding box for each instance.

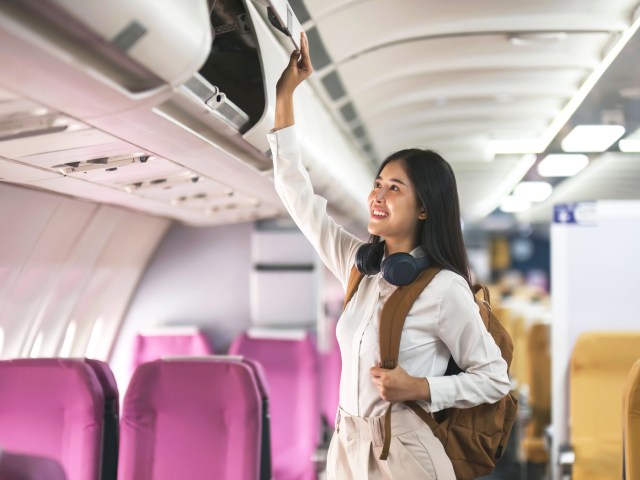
[367,160,426,246]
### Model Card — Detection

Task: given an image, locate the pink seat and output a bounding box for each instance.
[131,331,213,371]
[230,333,320,480]
[118,357,265,480]
[241,358,273,480]
[0,450,67,480]
[83,359,119,480]
[0,359,107,480]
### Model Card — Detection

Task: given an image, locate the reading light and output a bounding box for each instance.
[500,195,531,213]
[561,125,625,152]
[537,154,589,177]
[513,181,553,202]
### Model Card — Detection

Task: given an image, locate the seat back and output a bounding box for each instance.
[131,330,213,370]
[522,323,551,464]
[241,357,273,480]
[0,358,106,480]
[570,332,640,480]
[623,358,640,480]
[118,358,263,480]
[84,359,119,480]
[0,450,67,480]
[230,333,319,480]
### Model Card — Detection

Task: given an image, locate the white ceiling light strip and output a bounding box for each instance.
[538,15,640,149]
[561,125,625,152]
[513,181,553,202]
[537,154,589,177]
[619,126,640,152]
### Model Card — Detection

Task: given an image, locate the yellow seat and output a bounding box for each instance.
[510,316,529,388]
[570,332,640,480]
[623,358,640,479]
[522,323,550,464]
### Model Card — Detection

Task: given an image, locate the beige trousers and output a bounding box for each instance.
[326,407,456,480]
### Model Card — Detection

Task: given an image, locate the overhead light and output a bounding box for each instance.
[561,125,625,152]
[619,126,640,152]
[537,154,588,177]
[500,195,531,213]
[619,138,640,152]
[487,139,543,155]
[513,181,553,202]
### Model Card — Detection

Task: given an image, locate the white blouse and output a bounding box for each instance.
[267,126,511,418]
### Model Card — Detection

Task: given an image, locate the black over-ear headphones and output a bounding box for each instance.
[355,242,433,286]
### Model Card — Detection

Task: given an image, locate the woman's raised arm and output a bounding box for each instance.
[274,32,313,131]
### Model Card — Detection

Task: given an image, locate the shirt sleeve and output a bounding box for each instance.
[267,125,364,290]
[426,275,511,412]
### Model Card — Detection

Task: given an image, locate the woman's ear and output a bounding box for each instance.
[418,209,427,220]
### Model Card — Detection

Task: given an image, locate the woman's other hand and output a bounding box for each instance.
[370,363,432,403]
[276,31,313,96]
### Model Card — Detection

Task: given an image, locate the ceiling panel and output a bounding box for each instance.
[338,33,609,95]
[310,0,636,63]
[296,0,640,223]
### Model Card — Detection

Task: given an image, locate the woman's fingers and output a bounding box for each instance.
[288,49,300,69]
[298,31,313,72]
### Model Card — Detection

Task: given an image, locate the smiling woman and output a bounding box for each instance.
[269,31,510,480]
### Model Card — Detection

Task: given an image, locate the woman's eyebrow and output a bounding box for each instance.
[376,175,407,186]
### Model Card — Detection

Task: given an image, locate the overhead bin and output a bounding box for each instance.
[0,0,212,93]
[0,0,372,226]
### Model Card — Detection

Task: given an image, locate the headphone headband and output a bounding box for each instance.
[355,242,433,286]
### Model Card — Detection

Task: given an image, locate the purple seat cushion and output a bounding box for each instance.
[118,359,262,480]
[229,334,319,480]
[0,450,67,480]
[0,359,105,480]
[131,332,213,371]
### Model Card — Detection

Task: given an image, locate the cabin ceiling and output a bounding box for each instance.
[296,0,640,226]
[1,1,639,229]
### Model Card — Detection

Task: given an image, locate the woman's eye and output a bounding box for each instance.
[391,185,399,191]
[374,182,381,188]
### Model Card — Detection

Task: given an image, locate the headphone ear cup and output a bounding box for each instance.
[355,242,385,276]
[382,253,433,286]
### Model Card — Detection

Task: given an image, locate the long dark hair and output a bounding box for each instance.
[370,148,472,286]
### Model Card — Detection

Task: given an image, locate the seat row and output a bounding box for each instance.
[0,331,328,480]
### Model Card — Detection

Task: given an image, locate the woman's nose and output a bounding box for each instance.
[375,186,389,202]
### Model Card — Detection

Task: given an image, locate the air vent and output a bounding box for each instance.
[51,153,149,174]
[123,171,200,192]
[170,189,234,206]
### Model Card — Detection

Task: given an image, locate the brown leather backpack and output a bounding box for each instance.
[342,265,518,480]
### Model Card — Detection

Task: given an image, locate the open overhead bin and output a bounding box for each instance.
[0,0,371,226]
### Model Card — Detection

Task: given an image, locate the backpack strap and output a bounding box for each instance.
[378,266,442,460]
[342,266,364,313]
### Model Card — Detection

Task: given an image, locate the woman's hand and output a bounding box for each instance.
[370,363,432,403]
[274,32,312,130]
[276,31,313,97]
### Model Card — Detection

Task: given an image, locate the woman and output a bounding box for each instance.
[268,32,511,480]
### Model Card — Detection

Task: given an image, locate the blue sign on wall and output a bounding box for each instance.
[554,202,597,225]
